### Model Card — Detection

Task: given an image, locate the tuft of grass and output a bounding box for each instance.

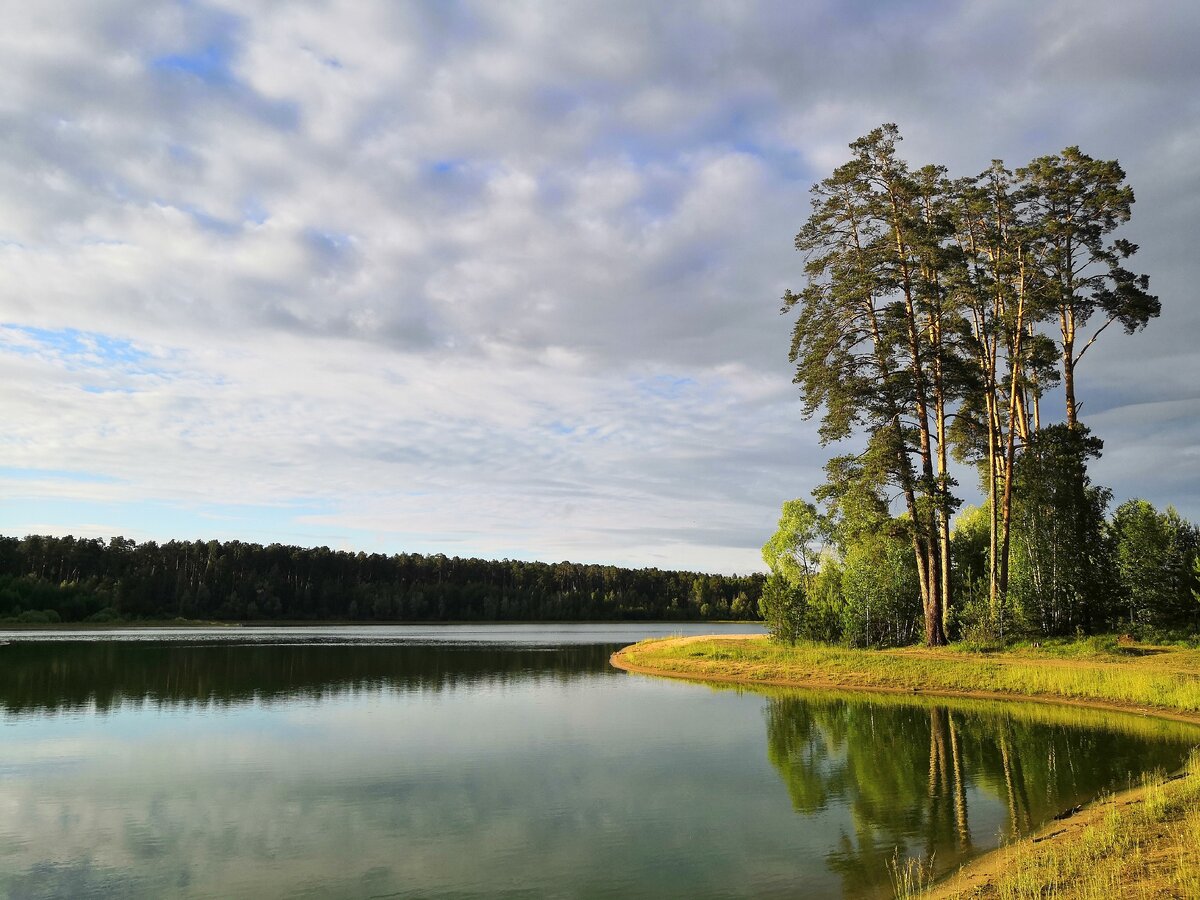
[890,851,936,899]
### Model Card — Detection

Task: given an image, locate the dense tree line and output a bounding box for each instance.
[762,494,1199,649]
[765,125,1195,646]
[0,534,762,624]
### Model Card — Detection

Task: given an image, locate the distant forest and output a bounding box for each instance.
[0,534,764,624]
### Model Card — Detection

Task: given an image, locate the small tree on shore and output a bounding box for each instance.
[758,574,806,645]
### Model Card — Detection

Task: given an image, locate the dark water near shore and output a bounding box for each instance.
[0,625,1196,899]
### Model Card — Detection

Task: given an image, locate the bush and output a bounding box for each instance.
[14,609,59,624]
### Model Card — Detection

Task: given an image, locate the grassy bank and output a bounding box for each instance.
[613,635,1200,717]
[613,635,1200,898]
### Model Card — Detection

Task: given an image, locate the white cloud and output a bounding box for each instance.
[1,0,1198,571]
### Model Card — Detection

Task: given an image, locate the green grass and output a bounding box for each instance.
[618,636,1200,715]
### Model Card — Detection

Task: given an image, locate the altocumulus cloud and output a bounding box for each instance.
[1,0,1198,572]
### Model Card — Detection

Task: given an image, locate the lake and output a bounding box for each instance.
[1,624,1196,898]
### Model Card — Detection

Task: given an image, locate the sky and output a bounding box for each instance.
[1,1,1198,574]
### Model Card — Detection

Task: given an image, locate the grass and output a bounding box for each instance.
[616,635,1200,716]
[891,850,937,899]
[932,752,1200,899]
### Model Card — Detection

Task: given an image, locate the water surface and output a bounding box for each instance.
[0,625,1195,898]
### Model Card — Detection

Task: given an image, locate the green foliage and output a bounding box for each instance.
[758,574,805,645]
[839,527,922,648]
[1111,499,1200,632]
[948,505,995,641]
[730,591,755,620]
[761,499,822,589]
[950,504,990,588]
[803,561,845,643]
[1008,426,1114,635]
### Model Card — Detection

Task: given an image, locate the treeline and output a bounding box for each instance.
[0,534,763,624]
[764,125,1198,646]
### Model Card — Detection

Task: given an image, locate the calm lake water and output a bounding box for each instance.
[1,624,1196,899]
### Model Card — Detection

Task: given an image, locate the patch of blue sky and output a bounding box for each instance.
[184,204,240,235]
[304,228,357,268]
[0,325,166,377]
[305,228,355,249]
[545,421,577,436]
[728,138,809,182]
[150,41,236,86]
[166,141,199,164]
[633,374,698,400]
[242,197,269,225]
[146,14,300,133]
[298,43,345,70]
[0,467,120,485]
[422,159,492,205]
[2,325,140,364]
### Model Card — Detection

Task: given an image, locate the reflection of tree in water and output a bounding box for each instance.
[0,641,618,715]
[764,693,1195,897]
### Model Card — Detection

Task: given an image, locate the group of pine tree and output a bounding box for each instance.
[761,125,1199,647]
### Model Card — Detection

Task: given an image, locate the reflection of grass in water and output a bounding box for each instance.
[941,752,1200,899]
[695,680,1200,744]
[620,637,1200,716]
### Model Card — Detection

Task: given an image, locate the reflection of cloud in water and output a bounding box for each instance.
[0,679,807,898]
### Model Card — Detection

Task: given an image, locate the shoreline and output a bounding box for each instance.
[0,619,765,632]
[611,635,1200,897]
[610,641,1200,728]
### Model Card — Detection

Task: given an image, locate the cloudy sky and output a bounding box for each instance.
[1,1,1197,574]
